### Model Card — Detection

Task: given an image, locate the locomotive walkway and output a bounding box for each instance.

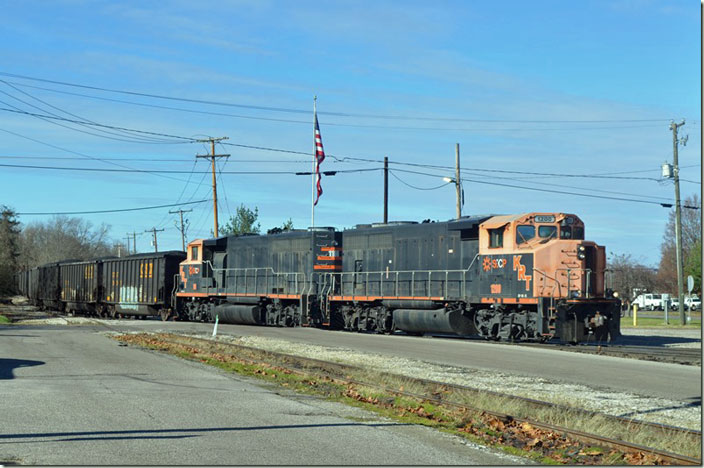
[0,325,526,465]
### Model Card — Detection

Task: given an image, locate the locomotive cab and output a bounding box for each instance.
[179,239,205,293]
[477,213,620,343]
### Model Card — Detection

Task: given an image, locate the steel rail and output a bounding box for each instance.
[146,333,701,461]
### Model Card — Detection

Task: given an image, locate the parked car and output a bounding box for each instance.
[670,295,701,311]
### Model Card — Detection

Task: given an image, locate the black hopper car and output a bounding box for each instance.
[17,251,185,320]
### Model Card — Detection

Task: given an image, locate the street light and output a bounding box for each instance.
[443,177,464,218]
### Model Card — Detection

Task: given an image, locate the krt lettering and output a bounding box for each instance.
[513,255,532,291]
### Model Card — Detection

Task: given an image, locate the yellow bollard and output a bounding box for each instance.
[633,304,638,327]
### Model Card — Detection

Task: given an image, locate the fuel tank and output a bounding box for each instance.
[213,304,263,325]
[393,308,477,335]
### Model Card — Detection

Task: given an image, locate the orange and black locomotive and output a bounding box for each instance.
[176,212,621,343]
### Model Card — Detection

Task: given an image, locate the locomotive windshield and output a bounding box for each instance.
[538,225,557,239]
[559,226,584,240]
[516,225,535,244]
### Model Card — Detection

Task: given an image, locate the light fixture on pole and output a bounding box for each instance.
[443,177,464,219]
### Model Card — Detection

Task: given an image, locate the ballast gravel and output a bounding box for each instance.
[191,332,701,430]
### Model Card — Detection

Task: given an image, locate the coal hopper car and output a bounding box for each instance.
[101,251,185,319]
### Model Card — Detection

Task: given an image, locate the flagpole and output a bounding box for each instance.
[312,96,317,229]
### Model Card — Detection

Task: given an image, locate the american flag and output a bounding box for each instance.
[313,111,325,206]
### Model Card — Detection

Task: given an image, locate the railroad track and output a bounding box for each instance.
[520,342,701,365]
[426,333,701,366]
[126,332,700,465]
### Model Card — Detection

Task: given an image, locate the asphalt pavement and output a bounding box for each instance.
[0,325,527,465]
[85,319,702,402]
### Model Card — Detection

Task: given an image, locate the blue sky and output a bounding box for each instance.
[0,0,700,265]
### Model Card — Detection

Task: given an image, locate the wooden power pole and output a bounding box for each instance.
[144,227,164,253]
[169,208,192,251]
[196,137,230,237]
[670,120,688,325]
[128,231,140,254]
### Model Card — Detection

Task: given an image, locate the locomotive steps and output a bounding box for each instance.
[112,332,701,465]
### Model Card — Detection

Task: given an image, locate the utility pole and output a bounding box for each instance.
[144,227,164,253]
[383,156,389,224]
[455,143,461,219]
[169,208,192,251]
[196,137,230,237]
[124,235,131,255]
[670,120,688,325]
[128,231,140,254]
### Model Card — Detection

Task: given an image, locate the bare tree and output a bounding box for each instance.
[607,252,658,303]
[657,194,702,293]
[20,216,119,268]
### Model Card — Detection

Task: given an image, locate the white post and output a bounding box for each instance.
[212,314,219,338]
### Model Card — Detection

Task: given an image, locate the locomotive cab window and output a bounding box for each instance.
[489,228,503,248]
[190,246,199,261]
[538,225,557,239]
[560,226,572,239]
[516,225,535,244]
[572,227,584,239]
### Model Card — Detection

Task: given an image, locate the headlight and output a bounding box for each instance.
[578,252,586,260]
[571,290,581,298]
[578,245,586,252]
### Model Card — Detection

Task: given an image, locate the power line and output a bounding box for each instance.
[0,80,178,144]
[221,142,699,181]
[0,71,679,124]
[0,126,194,184]
[390,170,452,190]
[0,162,380,175]
[0,155,312,163]
[16,199,209,215]
[0,102,692,180]
[391,168,701,209]
[1,79,669,132]
[0,107,196,142]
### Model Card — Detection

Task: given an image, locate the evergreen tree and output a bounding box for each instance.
[220,204,261,236]
[0,206,21,295]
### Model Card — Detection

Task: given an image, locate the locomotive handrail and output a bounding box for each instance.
[323,253,480,300]
[533,268,562,298]
[199,261,308,296]
[171,273,179,309]
[336,268,474,299]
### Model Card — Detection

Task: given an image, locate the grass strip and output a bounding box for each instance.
[114,332,699,465]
